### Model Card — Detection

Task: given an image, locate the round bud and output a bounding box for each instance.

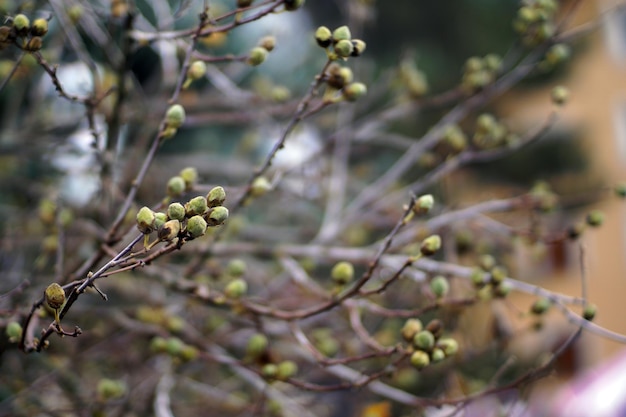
[276,360,298,380]
[207,186,226,207]
[150,336,168,353]
[25,36,43,52]
[227,259,247,277]
[185,196,208,217]
[413,330,435,351]
[154,212,167,230]
[476,113,497,134]
[187,61,207,81]
[401,318,423,342]
[68,5,84,23]
[583,304,597,321]
[165,104,185,129]
[247,46,268,66]
[179,167,198,190]
[332,25,351,43]
[224,278,248,298]
[331,261,354,285]
[246,333,269,357]
[413,194,434,215]
[484,53,502,72]
[179,345,199,362]
[342,82,367,102]
[13,14,30,33]
[430,275,449,298]
[493,281,512,298]
[479,254,496,271]
[262,363,278,378]
[158,219,181,241]
[437,338,459,356]
[45,283,65,310]
[166,337,184,356]
[420,235,441,256]
[334,39,354,58]
[531,298,551,315]
[471,267,486,287]
[431,348,446,363]
[186,215,207,238]
[136,206,156,233]
[350,39,366,57]
[97,378,127,401]
[31,18,48,37]
[490,266,507,285]
[258,35,276,52]
[206,206,229,226]
[546,43,571,66]
[586,210,604,227]
[410,350,430,370]
[551,86,569,106]
[284,0,305,11]
[464,56,483,73]
[167,176,186,197]
[315,26,332,48]
[250,176,272,197]
[167,202,185,221]
[6,321,23,341]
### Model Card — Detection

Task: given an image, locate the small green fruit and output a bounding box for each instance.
[420,235,441,256]
[166,337,184,356]
[551,86,569,106]
[531,298,551,315]
[413,194,434,215]
[583,304,597,321]
[150,336,168,353]
[276,360,298,380]
[334,39,353,58]
[225,278,248,298]
[258,35,276,52]
[262,363,278,378]
[342,82,367,102]
[207,186,226,207]
[431,348,446,363]
[186,215,207,238]
[13,14,30,33]
[167,202,185,221]
[227,259,247,277]
[331,261,354,285]
[31,18,49,36]
[437,338,459,356]
[490,266,507,285]
[332,25,351,43]
[586,210,604,227]
[410,350,430,370]
[315,26,332,48]
[165,104,186,129]
[247,46,268,66]
[136,206,156,233]
[250,176,272,197]
[167,176,186,197]
[413,330,435,351]
[430,275,449,298]
[206,206,229,226]
[6,321,22,341]
[185,196,208,217]
[97,378,127,401]
[246,333,269,357]
[401,318,423,342]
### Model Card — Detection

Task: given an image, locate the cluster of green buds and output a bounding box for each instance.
[322,62,367,103]
[529,181,558,212]
[539,43,571,72]
[472,113,519,150]
[166,166,199,198]
[315,25,366,60]
[247,35,276,66]
[398,57,428,98]
[136,185,228,246]
[461,54,502,93]
[401,318,458,370]
[0,13,49,52]
[438,123,468,155]
[150,336,199,362]
[512,0,558,47]
[162,104,186,139]
[261,359,299,381]
[471,255,512,298]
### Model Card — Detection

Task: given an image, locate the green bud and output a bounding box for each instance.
[531,298,551,315]
[150,336,168,353]
[136,206,156,233]
[179,345,199,362]
[614,182,626,198]
[331,261,354,285]
[246,333,269,357]
[258,35,276,52]
[250,176,272,197]
[351,39,366,57]
[179,167,198,190]
[476,113,497,134]
[68,5,84,23]
[586,210,604,227]
[167,202,185,221]
[490,266,507,285]
[551,86,569,106]
[413,194,434,215]
[186,215,207,238]
[276,360,298,380]
[442,124,467,153]
[342,82,367,101]
[420,235,441,256]
[185,196,208,217]
[207,186,226,207]
[583,304,597,321]
[167,176,186,197]
[413,330,435,351]
[247,46,268,66]
[334,39,353,58]
[158,219,181,241]
[431,348,446,363]
[483,53,502,72]
[206,206,229,227]
[31,18,48,37]
[410,350,430,370]
[166,104,186,129]
[13,14,30,33]
[479,254,496,271]
[332,25,351,43]
[430,275,449,298]
[262,363,278,378]
[464,56,483,72]
[165,315,185,332]
[401,318,423,342]
[227,259,247,277]
[493,281,512,298]
[315,26,332,48]
[224,278,248,298]
[166,337,184,356]
[97,378,127,401]
[546,43,571,65]
[6,321,22,341]
[284,0,305,11]
[470,267,486,287]
[437,338,459,356]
